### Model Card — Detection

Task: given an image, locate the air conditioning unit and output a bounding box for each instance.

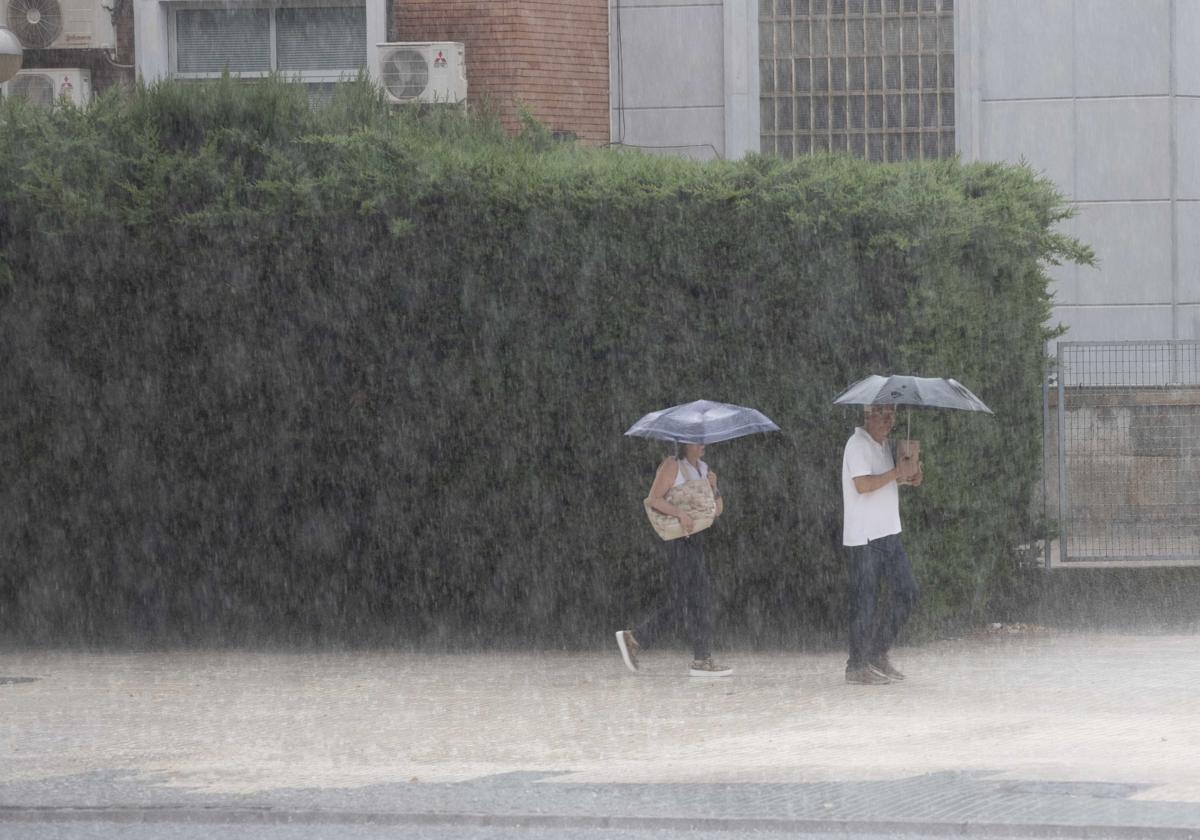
[2,0,115,50]
[1,68,91,108]
[377,42,466,105]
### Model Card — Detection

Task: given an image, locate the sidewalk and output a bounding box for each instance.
[2,631,1200,835]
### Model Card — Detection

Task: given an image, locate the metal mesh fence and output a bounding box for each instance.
[1053,341,1200,566]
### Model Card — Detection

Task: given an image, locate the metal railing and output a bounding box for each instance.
[1049,341,1200,567]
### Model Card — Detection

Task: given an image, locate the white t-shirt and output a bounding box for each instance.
[842,427,901,546]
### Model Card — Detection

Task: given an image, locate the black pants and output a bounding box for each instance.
[847,533,919,669]
[634,532,713,661]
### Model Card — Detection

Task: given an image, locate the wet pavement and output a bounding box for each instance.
[2,631,1200,836]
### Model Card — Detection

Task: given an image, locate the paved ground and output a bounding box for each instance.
[2,631,1200,836]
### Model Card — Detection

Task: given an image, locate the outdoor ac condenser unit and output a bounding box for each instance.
[377,42,466,105]
[1,68,91,108]
[2,0,115,50]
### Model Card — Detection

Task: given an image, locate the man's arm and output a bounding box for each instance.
[853,469,900,494]
[852,458,918,494]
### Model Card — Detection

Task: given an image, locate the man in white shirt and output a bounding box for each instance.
[841,404,922,685]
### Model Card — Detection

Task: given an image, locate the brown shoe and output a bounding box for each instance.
[869,656,905,681]
[846,665,891,685]
[615,630,640,673]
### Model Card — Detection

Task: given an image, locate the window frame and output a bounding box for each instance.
[167,0,368,84]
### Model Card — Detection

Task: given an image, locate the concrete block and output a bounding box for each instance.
[616,0,718,5]
[1050,304,1173,346]
[611,106,725,160]
[1175,0,1200,96]
[1176,303,1200,338]
[1075,0,1170,97]
[978,99,1075,198]
[610,3,723,109]
[1076,98,1171,201]
[1177,202,1200,304]
[1176,98,1200,200]
[978,0,1073,100]
[1070,202,1173,305]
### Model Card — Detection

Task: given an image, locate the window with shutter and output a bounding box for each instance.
[176,8,272,74]
[276,6,365,72]
[171,1,366,89]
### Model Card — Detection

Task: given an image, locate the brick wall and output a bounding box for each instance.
[394,0,609,144]
[12,0,610,140]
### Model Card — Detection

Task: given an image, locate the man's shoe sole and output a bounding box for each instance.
[846,670,891,685]
[615,631,638,673]
[689,667,734,677]
[869,663,905,681]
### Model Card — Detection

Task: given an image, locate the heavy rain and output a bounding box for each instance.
[3,1,1200,838]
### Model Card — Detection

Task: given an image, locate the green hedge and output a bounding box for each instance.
[0,79,1090,646]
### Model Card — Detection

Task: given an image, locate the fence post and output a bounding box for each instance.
[1057,344,1069,567]
[1043,370,1051,571]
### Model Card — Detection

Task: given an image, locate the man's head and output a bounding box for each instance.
[863,404,897,443]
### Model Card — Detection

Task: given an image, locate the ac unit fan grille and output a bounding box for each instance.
[7,0,63,48]
[380,48,429,101]
[9,74,56,108]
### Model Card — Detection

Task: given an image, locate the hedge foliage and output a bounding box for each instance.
[0,79,1090,646]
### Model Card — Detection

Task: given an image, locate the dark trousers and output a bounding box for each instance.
[634,532,713,661]
[847,533,919,669]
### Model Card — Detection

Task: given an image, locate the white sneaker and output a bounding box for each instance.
[615,630,639,673]
[688,658,733,677]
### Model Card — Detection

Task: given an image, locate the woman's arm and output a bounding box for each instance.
[708,469,723,517]
[646,458,696,533]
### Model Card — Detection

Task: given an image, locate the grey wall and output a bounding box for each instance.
[957,0,1200,346]
[609,0,759,161]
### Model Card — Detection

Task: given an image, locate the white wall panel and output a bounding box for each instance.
[979,99,1075,198]
[1071,202,1173,305]
[1176,202,1200,303]
[609,106,725,160]
[978,0,1073,100]
[1051,305,1173,344]
[1175,0,1200,96]
[1175,98,1200,200]
[612,4,723,109]
[1075,98,1171,201]
[1074,0,1170,97]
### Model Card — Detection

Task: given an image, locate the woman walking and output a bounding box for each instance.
[615,442,733,677]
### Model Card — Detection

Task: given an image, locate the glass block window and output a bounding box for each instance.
[760,0,955,162]
[171,2,366,87]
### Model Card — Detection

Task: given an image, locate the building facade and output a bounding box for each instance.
[607,0,758,161]
[6,0,1194,343]
[955,0,1200,345]
[619,0,1199,344]
[5,0,608,141]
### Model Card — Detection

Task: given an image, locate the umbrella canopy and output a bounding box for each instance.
[624,400,781,445]
[833,375,993,414]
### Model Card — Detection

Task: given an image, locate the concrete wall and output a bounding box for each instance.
[609,0,758,161]
[956,0,1200,347]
